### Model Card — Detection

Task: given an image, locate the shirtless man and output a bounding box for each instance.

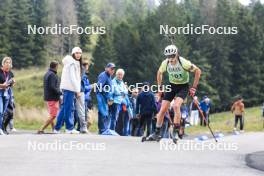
[231,97,245,132]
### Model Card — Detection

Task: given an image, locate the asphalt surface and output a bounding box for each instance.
[0,132,264,176]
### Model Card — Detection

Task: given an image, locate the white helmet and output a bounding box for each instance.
[164,45,178,56]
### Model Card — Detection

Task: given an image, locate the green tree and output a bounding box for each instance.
[0,0,12,58]
[74,0,91,52]
[92,33,116,82]
[9,0,34,68]
[230,5,263,105]
[30,0,49,66]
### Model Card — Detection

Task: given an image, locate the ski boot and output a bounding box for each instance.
[170,124,182,144]
[142,128,162,142]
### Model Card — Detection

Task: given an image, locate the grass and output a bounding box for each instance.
[185,106,264,135]
[13,106,264,134]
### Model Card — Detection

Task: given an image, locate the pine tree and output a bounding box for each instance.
[30,0,48,66]
[92,34,116,82]
[0,0,12,58]
[9,0,34,68]
[230,5,263,105]
[113,22,144,84]
[252,2,264,102]
[74,0,91,52]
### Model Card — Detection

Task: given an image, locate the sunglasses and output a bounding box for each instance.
[167,54,176,58]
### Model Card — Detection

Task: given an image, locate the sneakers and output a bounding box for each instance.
[53,129,61,134]
[10,128,17,132]
[80,128,89,134]
[0,129,6,135]
[65,129,80,134]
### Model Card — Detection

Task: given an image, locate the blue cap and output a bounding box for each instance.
[106,63,116,68]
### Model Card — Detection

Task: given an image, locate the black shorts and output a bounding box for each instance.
[164,83,189,102]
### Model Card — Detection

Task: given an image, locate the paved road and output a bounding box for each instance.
[0,132,263,176]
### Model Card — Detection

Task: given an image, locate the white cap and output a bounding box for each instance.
[71,47,82,55]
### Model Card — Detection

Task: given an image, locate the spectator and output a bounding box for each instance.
[136,82,157,137]
[231,96,245,132]
[82,60,94,129]
[75,60,91,133]
[0,57,15,135]
[190,96,199,126]
[109,69,128,131]
[115,93,132,136]
[180,101,189,135]
[129,88,139,136]
[199,96,211,126]
[96,63,115,134]
[38,61,61,134]
[3,85,15,134]
[54,47,82,134]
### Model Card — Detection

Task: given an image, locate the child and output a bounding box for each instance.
[136,82,157,137]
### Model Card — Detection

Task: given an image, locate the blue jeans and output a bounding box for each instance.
[98,112,110,134]
[55,90,75,131]
[116,110,130,136]
[0,95,10,130]
[109,103,119,130]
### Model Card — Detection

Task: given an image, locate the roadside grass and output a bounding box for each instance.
[14,106,264,134]
[185,106,264,135]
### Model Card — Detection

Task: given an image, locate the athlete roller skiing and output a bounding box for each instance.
[143,44,201,143]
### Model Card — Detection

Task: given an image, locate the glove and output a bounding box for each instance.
[189,87,196,97]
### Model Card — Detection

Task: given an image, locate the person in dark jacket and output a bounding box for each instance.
[129,88,139,136]
[38,61,61,133]
[136,82,157,137]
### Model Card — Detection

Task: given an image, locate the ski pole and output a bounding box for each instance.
[193,98,218,142]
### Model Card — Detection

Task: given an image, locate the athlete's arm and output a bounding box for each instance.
[192,66,201,89]
[157,70,163,86]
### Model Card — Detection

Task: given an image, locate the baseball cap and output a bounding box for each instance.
[106,63,116,68]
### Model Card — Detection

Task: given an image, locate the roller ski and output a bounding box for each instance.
[141,131,162,142]
[169,124,182,144]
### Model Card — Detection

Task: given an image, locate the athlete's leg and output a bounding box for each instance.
[172,97,184,138]
[173,97,184,125]
[156,100,171,127]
